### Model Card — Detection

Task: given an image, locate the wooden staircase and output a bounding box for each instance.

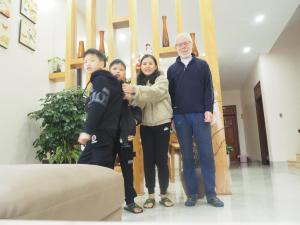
[288,154,300,168]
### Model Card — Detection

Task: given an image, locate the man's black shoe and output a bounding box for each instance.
[207,197,224,207]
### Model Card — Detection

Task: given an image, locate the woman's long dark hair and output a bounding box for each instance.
[137,54,161,86]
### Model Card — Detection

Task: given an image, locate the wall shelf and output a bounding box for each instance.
[49,72,65,81]
[159,47,178,58]
[70,58,83,69]
[112,16,130,29]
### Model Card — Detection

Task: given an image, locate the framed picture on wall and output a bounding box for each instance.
[0,16,9,48]
[20,0,37,24]
[18,19,36,51]
[0,0,11,18]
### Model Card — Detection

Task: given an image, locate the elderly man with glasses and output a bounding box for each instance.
[167,32,224,208]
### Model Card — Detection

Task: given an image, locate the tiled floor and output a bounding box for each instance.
[122,163,300,222]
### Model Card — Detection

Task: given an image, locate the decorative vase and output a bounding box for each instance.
[190,32,199,57]
[99,30,105,54]
[180,140,205,199]
[99,31,106,67]
[180,167,205,199]
[77,41,85,58]
[162,16,170,47]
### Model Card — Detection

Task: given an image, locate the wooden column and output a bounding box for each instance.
[128,0,138,84]
[150,0,160,62]
[128,0,144,195]
[65,0,77,88]
[175,0,183,33]
[151,0,179,63]
[107,0,116,65]
[199,0,231,194]
[132,126,145,195]
[86,0,96,49]
[85,0,96,83]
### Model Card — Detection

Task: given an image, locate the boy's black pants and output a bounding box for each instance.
[78,129,116,168]
[112,140,137,205]
[140,123,171,195]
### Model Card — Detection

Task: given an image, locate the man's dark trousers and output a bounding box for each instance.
[174,113,216,199]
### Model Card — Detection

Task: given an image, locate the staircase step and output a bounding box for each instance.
[288,160,300,169]
[296,154,300,162]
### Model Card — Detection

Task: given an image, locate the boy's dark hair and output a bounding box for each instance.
[84,48,107,62]
[109,59,126,69]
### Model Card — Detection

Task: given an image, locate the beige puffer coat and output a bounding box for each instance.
[130,74,173,126]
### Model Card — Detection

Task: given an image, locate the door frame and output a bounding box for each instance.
[254,81,270,165]
[223,105,241,161]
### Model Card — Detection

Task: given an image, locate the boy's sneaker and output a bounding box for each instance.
[185,194,198,207]
[207,196,224,207]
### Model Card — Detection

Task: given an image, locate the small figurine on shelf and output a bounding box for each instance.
[125,77,131,84]
[135,43,153,75]
[135,54,141,75]
[145,43,153,55]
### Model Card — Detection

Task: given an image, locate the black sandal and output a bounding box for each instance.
[143,198,155,208]
[124,202,143,214]
[159,197,174,207]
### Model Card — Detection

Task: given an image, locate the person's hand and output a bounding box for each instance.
[78,132,91,145]
[204,111,213,123]
[122,83,135,95]
[123,93,132,100]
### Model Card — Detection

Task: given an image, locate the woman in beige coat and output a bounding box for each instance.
[122,54,174,208]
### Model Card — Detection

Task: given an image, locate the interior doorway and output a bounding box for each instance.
[254,82,270,165]
[223,105,240,162]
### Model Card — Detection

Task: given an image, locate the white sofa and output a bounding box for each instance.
[0,164,124,221]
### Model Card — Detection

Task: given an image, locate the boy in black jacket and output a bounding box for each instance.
[78,49,123,168]
[109,59,143,214]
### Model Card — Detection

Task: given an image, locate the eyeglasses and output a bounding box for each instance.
[175,41,191,48]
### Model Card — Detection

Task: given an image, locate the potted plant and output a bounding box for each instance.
[226,144,234,168]
[48,57,65,73]
[28,88,85,164]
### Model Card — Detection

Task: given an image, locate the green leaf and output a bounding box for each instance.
[28,87,85,164]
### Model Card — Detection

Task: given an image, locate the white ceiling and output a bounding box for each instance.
[76,0,300,90]
[213,0,300,90]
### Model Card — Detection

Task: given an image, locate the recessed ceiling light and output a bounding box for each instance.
[255,14,265,23]
[118,33,126,41]
[243,46,251,53]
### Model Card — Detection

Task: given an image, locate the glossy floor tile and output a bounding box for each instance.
[122,163,300,222]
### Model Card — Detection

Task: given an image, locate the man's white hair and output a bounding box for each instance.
[175,32,192,44]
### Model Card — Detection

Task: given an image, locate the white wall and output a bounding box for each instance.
[0,0,67,164]
[241,63,262,161]
[222,90,247,158]
[241,8,300,162]
[259,14,300,161]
